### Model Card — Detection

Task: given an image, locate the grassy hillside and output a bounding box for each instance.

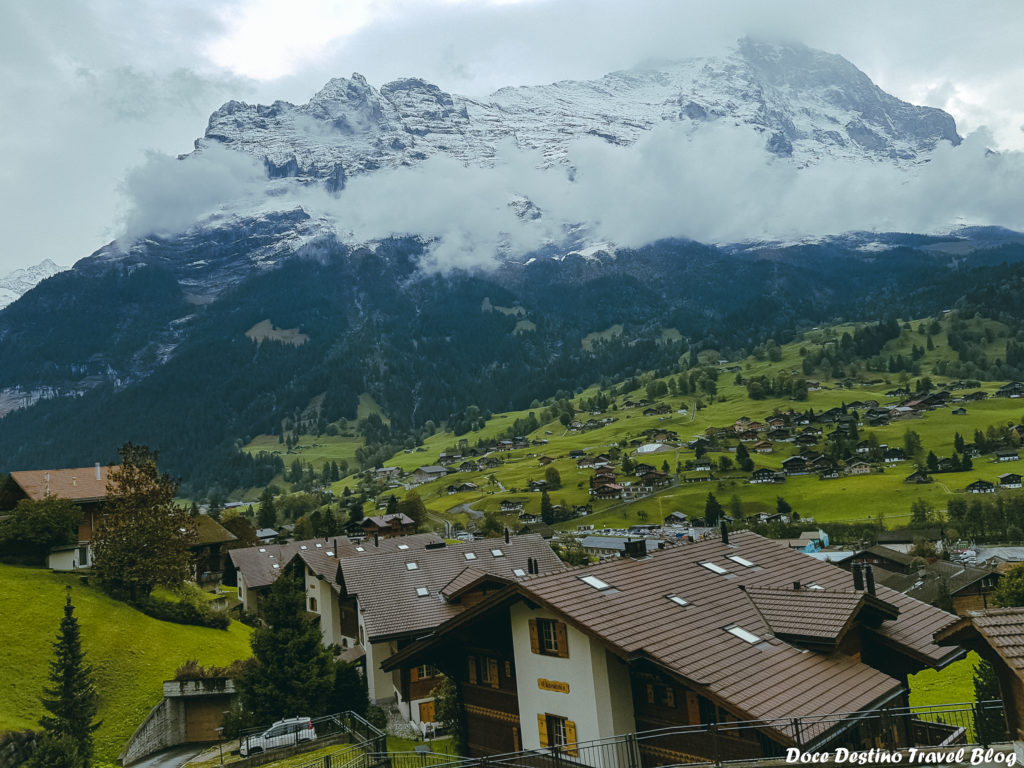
[239,312,1024,537]
[0,565,252,762]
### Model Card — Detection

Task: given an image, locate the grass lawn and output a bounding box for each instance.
[0,565,252,763]
[909,652,981,709]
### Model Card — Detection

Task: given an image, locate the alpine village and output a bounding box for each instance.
[8,22,1024,768]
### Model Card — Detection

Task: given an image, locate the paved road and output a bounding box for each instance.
[128,744,207,768]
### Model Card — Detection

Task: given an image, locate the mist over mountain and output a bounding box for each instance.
[1,39,1023,495]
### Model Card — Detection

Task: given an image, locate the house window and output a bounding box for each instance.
[309,596,318,612]
[530,618,569,658]
[417,664,439,679]
[467,655,500,688]
[538,714,578,756]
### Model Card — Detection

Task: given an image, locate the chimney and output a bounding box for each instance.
[95,462,101,481]
[374,533,379,548]
[504,528,510,544]
[865,564,876,596]
[720,521,729,545]
[853,563,865,591]
[624,539,648,559]
[793,581,801,591]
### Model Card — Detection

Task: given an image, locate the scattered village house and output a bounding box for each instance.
[383,532,961,761]
[362,512,418,537]
[0,463,118,570]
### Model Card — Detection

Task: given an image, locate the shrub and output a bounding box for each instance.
[365,705,387,730]
[133,596,230,629]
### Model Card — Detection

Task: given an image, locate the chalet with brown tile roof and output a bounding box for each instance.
[873,559,1000,615]
[0,464,120,570]
[190,514,237,583]
[285,533,563,733]
[361,512,417,537]
[383,531,961,760]
[228,532,443,614]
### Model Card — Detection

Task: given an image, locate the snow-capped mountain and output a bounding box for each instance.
[196,38,959,189]
[0,259,65,310]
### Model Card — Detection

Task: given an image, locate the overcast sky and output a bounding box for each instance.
[2,0,1023,273]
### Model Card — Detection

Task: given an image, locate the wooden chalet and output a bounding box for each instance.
[967,479,997,494]
[362,512,418,537]
[0,463,119,570]
[384,532,962,762]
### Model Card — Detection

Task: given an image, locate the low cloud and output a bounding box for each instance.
[291,122,1024,271]
[118,146,266,241]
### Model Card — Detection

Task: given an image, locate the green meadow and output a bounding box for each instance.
[0,565,252,763]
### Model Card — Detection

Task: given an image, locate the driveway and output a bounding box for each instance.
[128,744,208,768]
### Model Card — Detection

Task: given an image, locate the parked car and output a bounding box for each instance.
[239,716,317,756]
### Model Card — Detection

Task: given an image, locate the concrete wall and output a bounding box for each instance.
[120,680,237,766]
[47,544,90,571]
[120,698,185,766]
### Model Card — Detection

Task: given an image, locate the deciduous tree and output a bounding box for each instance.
[92,444,195,601]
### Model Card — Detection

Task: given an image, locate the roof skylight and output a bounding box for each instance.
[580,575,612,590]
[326,551,334,557]
[315,543,323,548]
[258,548,266,553]
[513,568,526,577]
[666,594,689,607]
[272,564,280,570]
[416,587,429,597]
[465,552,477,560]
[727,555,755,567]
[699,561,729,575]
[406,562,419,570]
[398,544,410,550]
[355,546,365,552]
[491,549,504,557]
[300,545,308,550]
[726,625,760,644]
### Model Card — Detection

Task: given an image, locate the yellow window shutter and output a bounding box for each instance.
[555,621,569,658]
[565,720,579,756]
[529,619,540,654]
[488,657,500,688]
[537,713,548,747]
[410,666,419,683]
[467,655,477,684]
[686,691,700,724]
[646,684,655,704]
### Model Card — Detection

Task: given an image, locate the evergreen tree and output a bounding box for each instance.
[973,659,1006,744]
[926,451,939,473]
[26,589,99,768]
[541,491,555,526]
[954,432,965,454]
[236,572,334,723]
[703,493,724,527]
[257,487,277,529]
[385,495,399,517]
[397,491,427,530]
[776,497,793,518]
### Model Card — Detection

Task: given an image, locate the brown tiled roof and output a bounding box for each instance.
[440,566,513,600]
[363,513,415,528]
[9,466,119,503]
[191,514,237,547]
[874,560,998,604]
[232,532,444,589]
[742,586,897,645]
[386,532,961,729]
[341,535,564,642]
[935,608,1024,672]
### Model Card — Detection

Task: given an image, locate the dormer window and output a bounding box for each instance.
[726,625,760,644]
[699,561,729,575]
[580,575,611,591]
[727,555,754,567]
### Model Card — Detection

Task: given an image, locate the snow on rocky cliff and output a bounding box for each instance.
[194,38,960,188]
[0,259,65,310]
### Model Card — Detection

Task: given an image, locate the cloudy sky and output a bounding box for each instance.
[2,0,1024,274]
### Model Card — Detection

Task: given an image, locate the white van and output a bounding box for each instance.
[239,716,317,756]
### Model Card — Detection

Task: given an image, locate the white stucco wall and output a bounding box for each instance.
[304,570,345,647]
[360,609,395,703]
[47,544,90,571]
[509,601,636,755]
